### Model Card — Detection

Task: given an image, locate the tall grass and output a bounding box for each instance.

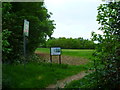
[3,63,88,88]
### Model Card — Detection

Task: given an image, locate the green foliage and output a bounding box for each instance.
[2,29,12,61]
[45,37,95,49]
[2,62,87,88]
[91,1,120,89]
[2,2,55,63]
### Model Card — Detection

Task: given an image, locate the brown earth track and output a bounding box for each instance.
[46,70,93,88]
[46,71,87,88]
[35,51,88,65]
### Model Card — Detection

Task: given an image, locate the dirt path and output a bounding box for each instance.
[46,71,92,88]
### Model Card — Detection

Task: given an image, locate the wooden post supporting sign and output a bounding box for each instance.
[59,55,61,64]
[50,55,52,63]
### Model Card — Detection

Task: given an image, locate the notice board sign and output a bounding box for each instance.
[23,19,29,36]
[50,47,61,55]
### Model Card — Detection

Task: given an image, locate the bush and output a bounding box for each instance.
[91,1,120,89]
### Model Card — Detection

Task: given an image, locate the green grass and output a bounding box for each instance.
[65,72,97,88]
[36,48,95,60]
[62,49,94,60]
[3,63,88,88]
[36,48,50,53]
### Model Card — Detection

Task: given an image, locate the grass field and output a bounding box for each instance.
[36,48,95,60]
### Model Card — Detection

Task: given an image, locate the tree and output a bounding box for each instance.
[46,37,95,49]
[92,1,120,89]
[2,2,55,63]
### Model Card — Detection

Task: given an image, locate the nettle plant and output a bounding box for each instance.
[92,1,120,88]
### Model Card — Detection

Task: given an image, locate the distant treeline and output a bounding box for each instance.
[43,37,96,49]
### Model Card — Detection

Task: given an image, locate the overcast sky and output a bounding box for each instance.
[44,0,104,39]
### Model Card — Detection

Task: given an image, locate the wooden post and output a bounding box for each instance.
[50,48,52,63]
[59,55,61,64]
[50,55,52,63]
